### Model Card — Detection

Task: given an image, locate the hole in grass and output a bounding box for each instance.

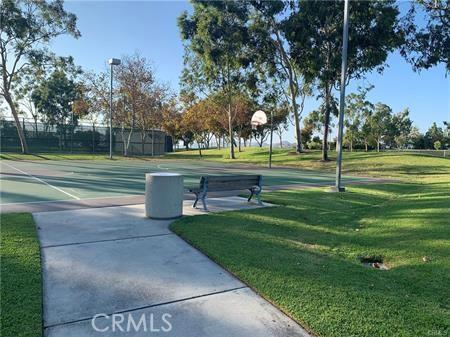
[359,255,383,264]
[359,255,389,270]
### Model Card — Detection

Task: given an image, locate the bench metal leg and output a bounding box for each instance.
[201,194,208,211]
[247,188,254,202]
[192,192,208,211]
[256,192,263,206]
[248,187,263,205]
[192,193,199,208]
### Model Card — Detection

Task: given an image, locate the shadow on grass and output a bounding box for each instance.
[170,180,450,337]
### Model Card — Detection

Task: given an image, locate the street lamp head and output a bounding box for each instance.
[108,58,121,66]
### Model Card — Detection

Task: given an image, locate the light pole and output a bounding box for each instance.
[108,58,121,160]
[269,110,274,169]
[333,0,350,192]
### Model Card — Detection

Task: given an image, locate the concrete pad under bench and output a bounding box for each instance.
[35,197,273,247]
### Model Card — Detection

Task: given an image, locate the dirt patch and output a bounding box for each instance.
[359,255,389,270]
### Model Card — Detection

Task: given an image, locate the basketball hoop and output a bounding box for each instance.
[251,122,262,130]
[251,110,267,130]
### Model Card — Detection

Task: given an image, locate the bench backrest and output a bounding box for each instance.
[200,175,262,192]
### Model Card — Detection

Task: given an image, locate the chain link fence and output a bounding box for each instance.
[0,118,173,155]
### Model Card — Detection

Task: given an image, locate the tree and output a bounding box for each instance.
[401,0,450,72]
[18,92,39,134]
[273,104,290,148]
[230,93,254,151]
[0,0,80,153]
[115,54,167,156]
[301,115,315,148]
[425,122,445,149]
[386,108,413,149]
[434,140,442,150]
[31,69,77,149]
[248,1,310,153]
[72,71,109,152]
[178,1,252,159]
[368,103,392,152]
[160,97,183,147]
[285,0,401,160]
[409,126,425,149]
[182,98,213,156]
[344,86,374,151]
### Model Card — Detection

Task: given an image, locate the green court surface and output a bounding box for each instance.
[0,158,373,205]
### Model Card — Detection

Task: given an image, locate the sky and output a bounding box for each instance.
[49,0,449,142]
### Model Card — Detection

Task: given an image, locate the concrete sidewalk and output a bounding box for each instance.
[34,197,311,337]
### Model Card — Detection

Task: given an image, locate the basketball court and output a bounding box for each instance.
[0,157,377,212]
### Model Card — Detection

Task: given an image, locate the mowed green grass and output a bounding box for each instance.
[171,152,450,337]
[167,147,449,178]
[1,213,42,337]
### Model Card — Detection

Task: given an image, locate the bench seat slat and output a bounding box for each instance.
[206,181,259,189]
[204,175,260,181]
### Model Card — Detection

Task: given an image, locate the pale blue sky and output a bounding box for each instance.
[51,0,449,141]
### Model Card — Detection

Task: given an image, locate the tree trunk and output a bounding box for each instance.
[4,92,29,153]
[289,80,302,153]
[377,139,380,152]
[238,135,242,152]
[365,140,368,152]
[274,28,302,154]
[279,132,283,148]
[198,142,202,157]
[228,104,235,159]
[141,130,146,155]
[322,84,331,161]
[350,139,353,152]
[126,129,133,156]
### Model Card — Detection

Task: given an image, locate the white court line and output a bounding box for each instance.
[1,161,80,200]
[1,198,74,206]
[0,193,143,206]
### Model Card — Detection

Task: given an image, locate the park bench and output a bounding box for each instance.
[189,175,263,211]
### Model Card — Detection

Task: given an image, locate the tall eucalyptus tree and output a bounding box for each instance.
[0,0,79,153]
[178,1,252,159]
[285,0,402,160]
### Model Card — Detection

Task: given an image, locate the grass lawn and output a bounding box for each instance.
[1,213,42,337]
[171,152,450,337]
[167,147,449,178]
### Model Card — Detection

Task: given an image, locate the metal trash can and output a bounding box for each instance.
[145,172,184,219]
